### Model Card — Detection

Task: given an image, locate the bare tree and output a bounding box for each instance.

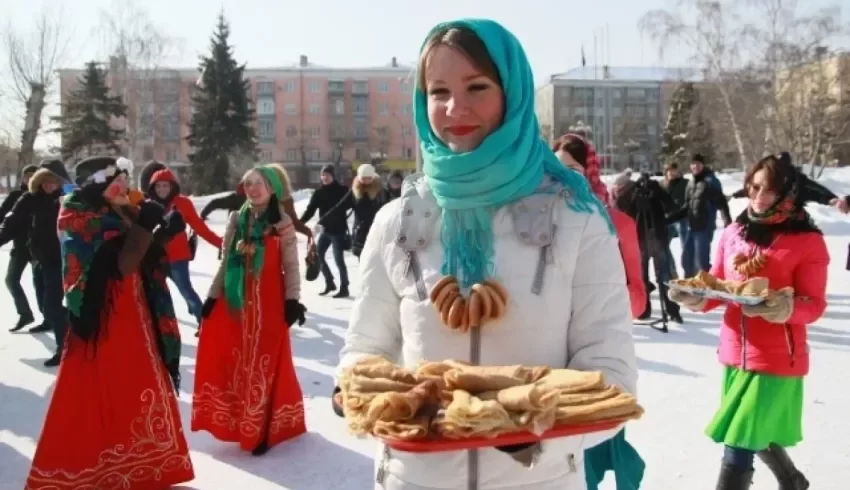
[3,7,70,171]
[96,0,184,169]
[640,0,848,170]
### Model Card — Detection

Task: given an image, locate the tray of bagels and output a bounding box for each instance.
[667,271,771,306]
[336,356,643,453]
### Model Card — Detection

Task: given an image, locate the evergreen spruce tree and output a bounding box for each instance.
[186,12,256,193]
[659,82,697,167]
[690,108,717,167]
[51,61,127,160]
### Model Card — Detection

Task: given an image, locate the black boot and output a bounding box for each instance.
[333,285,350,299]
[251,440,269,456]
[757,444,809,490]
[43,353,61,367]
[28,322,51,333]
[319,281,337,296]
[716,463,754,490]
[10,313,35,332]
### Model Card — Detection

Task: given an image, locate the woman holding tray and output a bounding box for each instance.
[670,152,826,490]
[335,18,637,490]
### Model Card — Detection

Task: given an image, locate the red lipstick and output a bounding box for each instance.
[446,125,478,136]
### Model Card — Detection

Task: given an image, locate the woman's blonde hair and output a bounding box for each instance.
[242,163,294,202]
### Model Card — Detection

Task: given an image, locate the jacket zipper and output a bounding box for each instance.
[468,323,482,490]
[740,312,748,371]
[531,245,549,296]
[404,250,427,301]
[784,324,796,367]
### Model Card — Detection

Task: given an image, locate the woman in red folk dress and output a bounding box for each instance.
[192,163,308,456]
[25,156,194,490]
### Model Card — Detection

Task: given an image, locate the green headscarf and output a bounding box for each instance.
[223,165,285,310]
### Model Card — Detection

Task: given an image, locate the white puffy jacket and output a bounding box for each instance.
[339,176,638,490]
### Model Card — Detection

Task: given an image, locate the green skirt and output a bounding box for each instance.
[705,366,804,451]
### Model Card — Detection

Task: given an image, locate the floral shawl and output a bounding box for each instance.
[58,190,182,388]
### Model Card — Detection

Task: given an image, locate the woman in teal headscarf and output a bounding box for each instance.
[336,19,638,490]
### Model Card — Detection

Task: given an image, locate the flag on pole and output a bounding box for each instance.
[581,45,586,67]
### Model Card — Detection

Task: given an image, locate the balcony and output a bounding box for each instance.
[328,80,345,94]
[257,81,275,97]
[352,81,369,96]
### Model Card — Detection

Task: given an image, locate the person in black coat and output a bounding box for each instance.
[299,164,353,298]
[385,171,404,200]
[1,164,39,331]
[0,160,72,366]
[350,164,390,258]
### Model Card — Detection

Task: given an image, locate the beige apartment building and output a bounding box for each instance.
[57,55,418,188]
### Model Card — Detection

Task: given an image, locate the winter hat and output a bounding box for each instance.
[321,164,335,178]
[21,164,38,175]
[39,159,72,183]
[139,160,168,194]
[613,169,634,188]
[357,163,377,179]
[73,156,120,187]
[692,154,705,164]
[148,168,181,197]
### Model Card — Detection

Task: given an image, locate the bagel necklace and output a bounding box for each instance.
[429,276,509,333]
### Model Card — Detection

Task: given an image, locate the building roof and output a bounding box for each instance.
[549,66,705,83]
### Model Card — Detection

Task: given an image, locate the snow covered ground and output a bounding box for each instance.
[2,171,850,489]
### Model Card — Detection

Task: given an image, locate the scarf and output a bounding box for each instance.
[735,169,820,246]
[59,190,181,387]
[415,19,611,288]
[223,165,285,310]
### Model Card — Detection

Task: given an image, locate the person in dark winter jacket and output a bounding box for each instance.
[661,162,689,278]
[299,164,353,298]
[350,164,390,258]
[385,171,404,200]
[0,160,71,366]
[730,166,844,208]
[616,172,684,323]
[1,164,39,331]
[199,191,246,220]
[669,154,733,277]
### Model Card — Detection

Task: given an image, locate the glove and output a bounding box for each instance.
[495,442,541,468]
[154,210,186,241]
[741,287,794,324]
[137,200,166,232]
[201,297,217,319]
[285,299,307,327]
[331,386,344,417]
[668,288,707,312]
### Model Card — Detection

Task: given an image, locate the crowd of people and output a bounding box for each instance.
[1,16,847,490]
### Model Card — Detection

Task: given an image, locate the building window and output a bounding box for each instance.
[379,103,389,115]
[308,148,321,160]
[257,99,276,115]
[285,80,296,92]
[162,116,179,141]
[647,106,657,118]
[402,126,412,137]
[353,122,369,137]
[286,125,298,138]
[401,103,412,115]
[309,81,321,93]
[352,81,368,94]
[611,106,623,117]
[258,119,275,141]
[377,80,389,92]
[284,103,297,115]
[647,124,657,136]
[165,148,178,162]
[627,88,646,98]
[332,99,345,115]
[257,81,275,95]
[308,127,321,139]
[401,81,412,93]
[309,103,322,115]
[355,148,364,160]
[405,147,413,159]
[353,98,368,114]
[286,149,298,161]
[260,150,273,161]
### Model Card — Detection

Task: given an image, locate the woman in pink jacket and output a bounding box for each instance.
[670,152,826,490]
[554,134,646,318]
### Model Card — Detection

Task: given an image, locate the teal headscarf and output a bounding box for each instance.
[414,18,612,288]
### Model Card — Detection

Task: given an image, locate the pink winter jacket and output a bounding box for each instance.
[610,207,646,318]
[704,224,829,377]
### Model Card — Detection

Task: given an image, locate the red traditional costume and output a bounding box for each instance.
[192,164,306,454]
[26,157,193,490]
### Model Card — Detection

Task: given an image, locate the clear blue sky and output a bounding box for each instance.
[0,0,845,150]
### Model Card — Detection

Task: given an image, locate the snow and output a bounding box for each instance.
[2,172,850,489]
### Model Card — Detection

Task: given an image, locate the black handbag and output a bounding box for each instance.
[188,231,199,260]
